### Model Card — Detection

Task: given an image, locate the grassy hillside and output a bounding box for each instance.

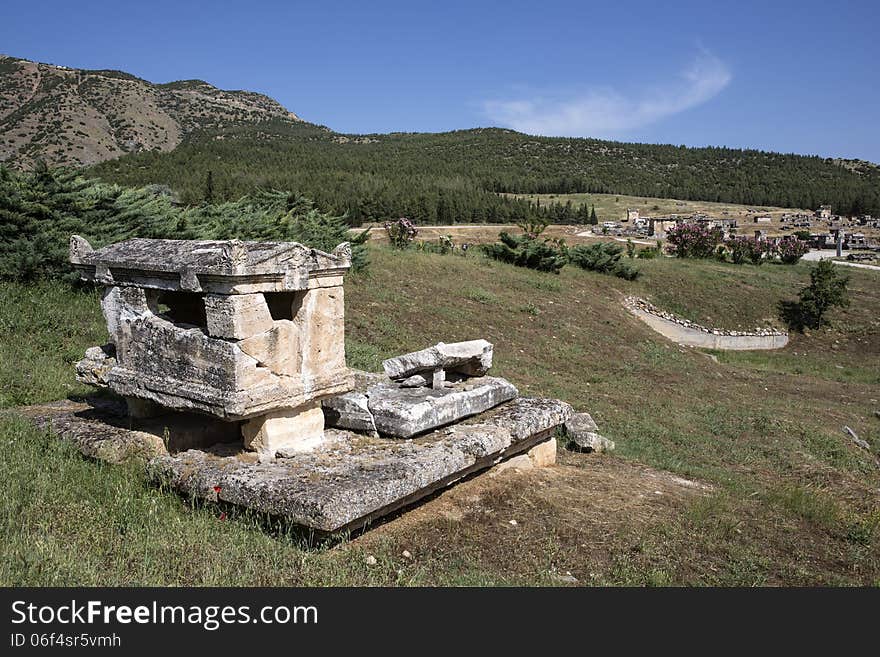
[2,248,878,585]
[90,121,880,225]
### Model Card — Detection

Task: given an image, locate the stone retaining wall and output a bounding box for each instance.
[624,296,789,351]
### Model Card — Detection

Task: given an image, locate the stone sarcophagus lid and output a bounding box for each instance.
[71,235,354,456]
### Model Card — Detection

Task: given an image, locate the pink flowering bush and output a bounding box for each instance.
[727,236,772,265]
[666,223,723,258]
[775,237,809,264]
[384,217,418,249]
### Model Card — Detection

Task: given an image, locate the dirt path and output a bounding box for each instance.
[802,249,880,271]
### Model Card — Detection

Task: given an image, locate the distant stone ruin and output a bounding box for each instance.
[19,235,614,535]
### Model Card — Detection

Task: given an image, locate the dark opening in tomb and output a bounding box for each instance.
[155,291,207,328]
[264,291,305,321]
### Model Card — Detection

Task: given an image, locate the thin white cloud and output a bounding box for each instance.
[482,52,731,138]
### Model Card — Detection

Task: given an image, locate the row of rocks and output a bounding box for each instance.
[623,296,787,337]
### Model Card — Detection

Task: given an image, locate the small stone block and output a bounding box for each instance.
[527,437,557,467]
[241,402,325,457]
[204,293,274,340]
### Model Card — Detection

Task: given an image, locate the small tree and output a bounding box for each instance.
[589,205,598,225]
[203,170,214,204]
[384,217,418,249]
[798,260,849,328]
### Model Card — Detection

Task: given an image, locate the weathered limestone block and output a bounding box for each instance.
[564,413,614,453]
[565,412,598,434]
[322,391,377,435]
[70,236,352,295]
[382,340,493,380]
[399,374,430,388]
[528,437,558,467]
[149,396,570,534]
[100,286,152,348]
[368,376,518,438]
[241,402,326,457]
[238,320,299,375]
[294,286,346,384]
[204,293,274,339]
[491,437,557,473]
[75,344,116,387]
[72,236,354,422]
[569,431,615,453]
[473,396,573,441]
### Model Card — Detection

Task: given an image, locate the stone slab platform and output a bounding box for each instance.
[149,396,571,534]
[15,395,572,535]
[14,397,238,463]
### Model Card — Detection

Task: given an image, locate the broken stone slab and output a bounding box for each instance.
[472,396,574,441]
[15,398,166,463]
[367,376,518,438]
[75,344,116,387]
[382,339,493,380]
[147,396,569,534]
[322,391,377,436]
[322,370,517,438]
[564,413,614,453]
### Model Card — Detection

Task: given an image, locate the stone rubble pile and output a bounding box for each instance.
[324,340,517,439]
[623,296,787,337]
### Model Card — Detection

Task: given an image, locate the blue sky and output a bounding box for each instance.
[3,0,878,161]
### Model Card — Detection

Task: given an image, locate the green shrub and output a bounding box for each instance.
[384,217,417,249]
[727,236,771,265]
[481,231,567,274]
[568,242,640,280]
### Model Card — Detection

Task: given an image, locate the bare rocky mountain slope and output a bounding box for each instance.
[0,55,301,168]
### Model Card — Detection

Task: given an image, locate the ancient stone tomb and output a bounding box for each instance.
[54,235,610,535]
[71,235,353,457]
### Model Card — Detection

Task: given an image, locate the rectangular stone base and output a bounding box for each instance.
[148,397,571,534]
[16,396,572,535]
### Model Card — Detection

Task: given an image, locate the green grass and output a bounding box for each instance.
[2,248,879,585]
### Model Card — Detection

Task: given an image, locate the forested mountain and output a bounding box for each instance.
[0,55,301,168]
[3,55,879,226]
[92,120,880,225]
